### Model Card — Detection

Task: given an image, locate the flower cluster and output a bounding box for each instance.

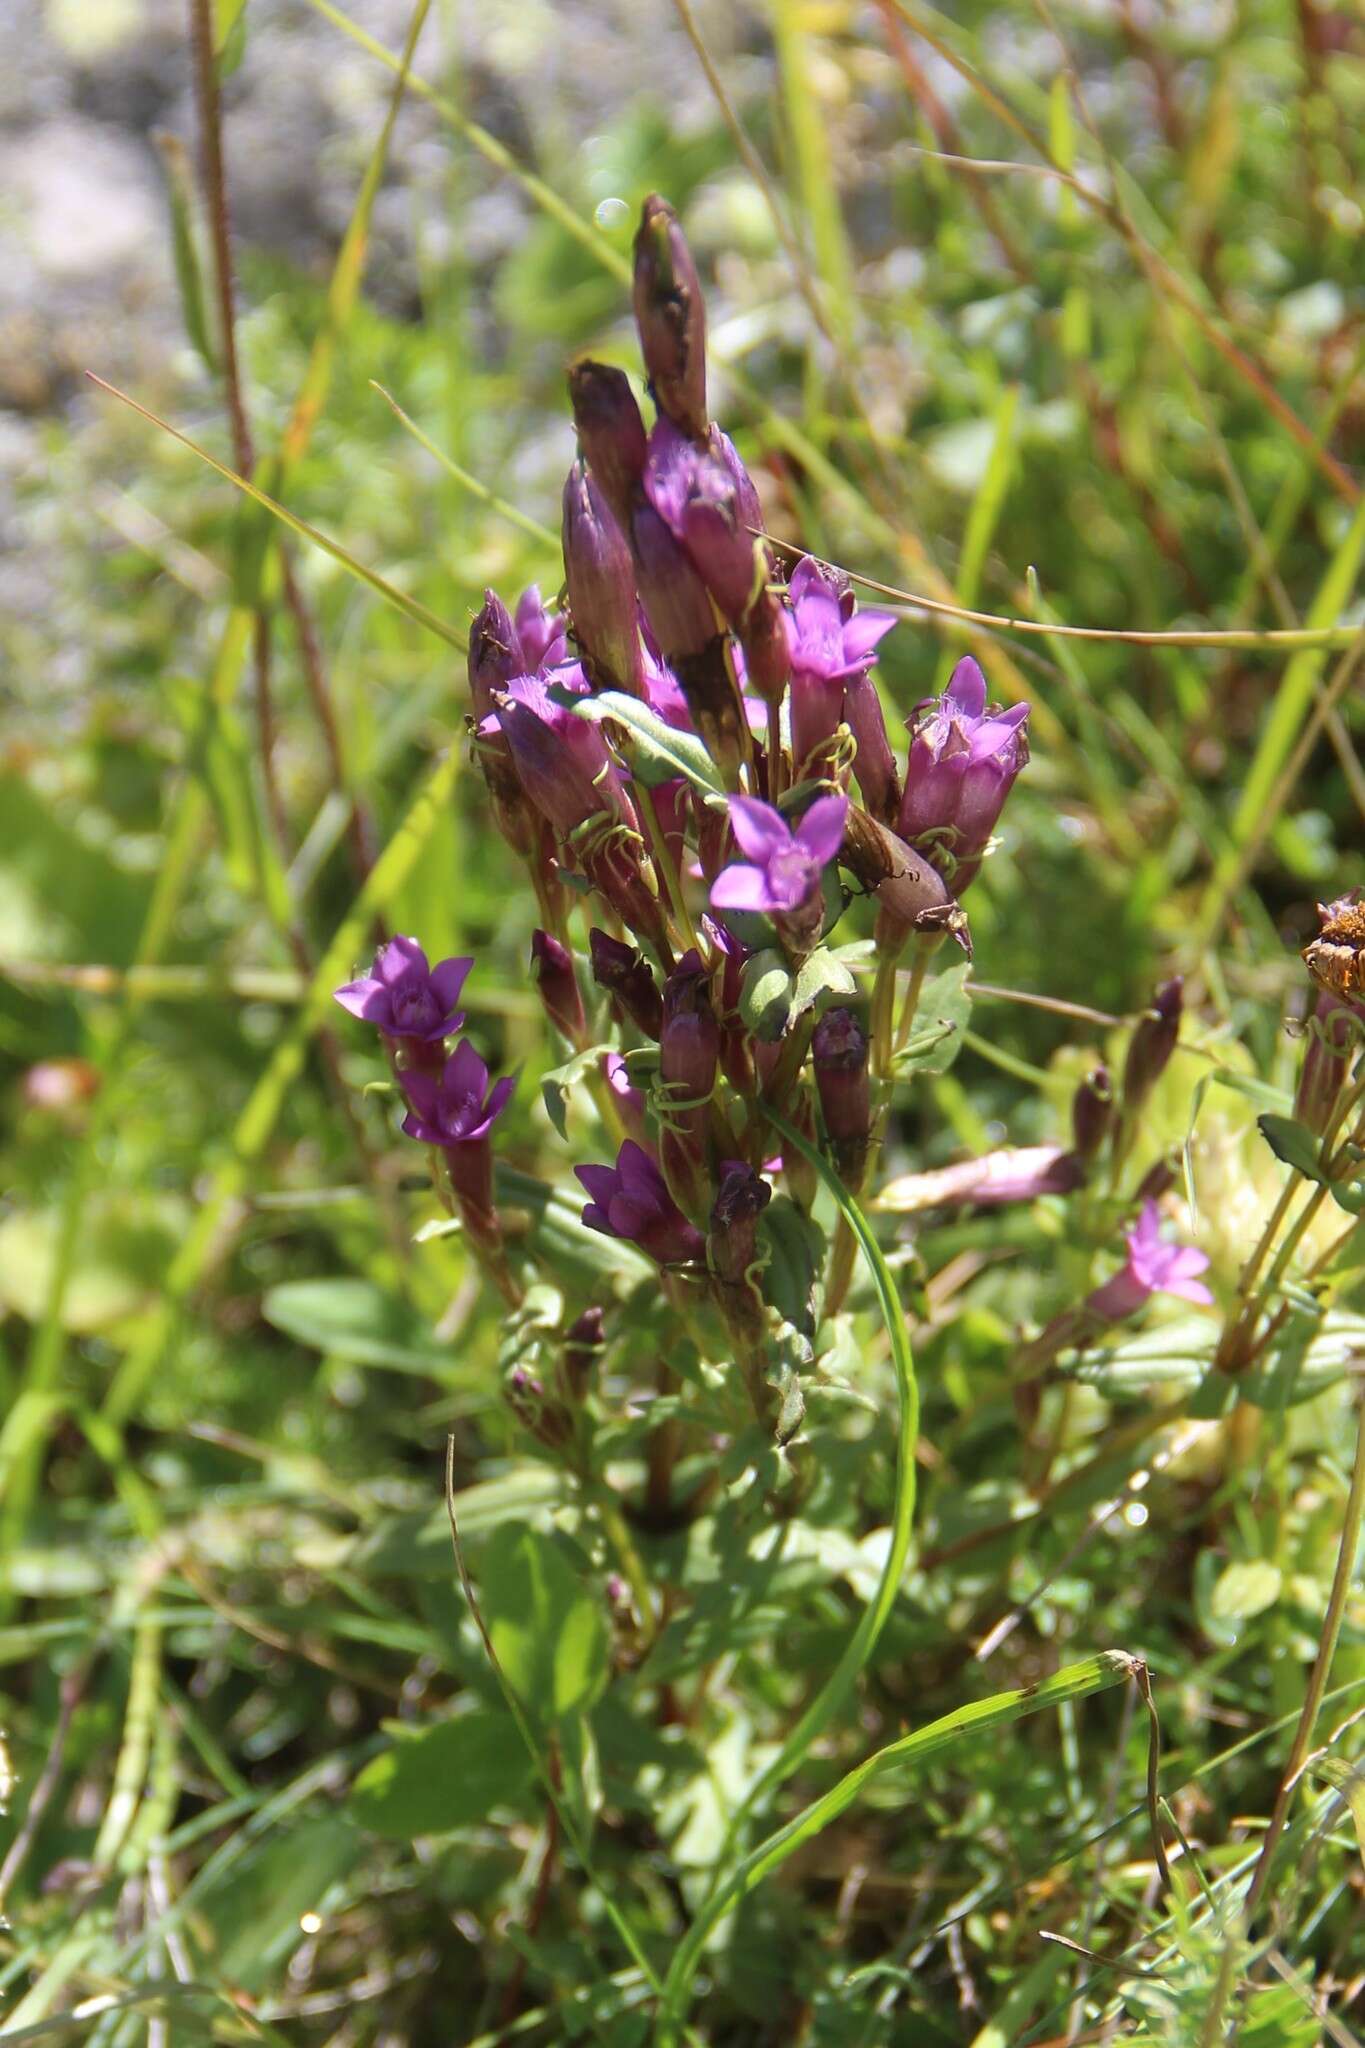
[332,196,1220,1459]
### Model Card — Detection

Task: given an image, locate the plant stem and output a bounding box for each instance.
[1243,1388,1365,1925]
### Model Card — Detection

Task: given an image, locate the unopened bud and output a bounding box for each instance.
[659,949,720,1220]
[1071,1066,1113,1164]
[467,590,525,722]
[562,1305,605,1399]
[567,361,647,530]
[505,1365,574,1450]
[843,670,899,823]
[812,1006,872,1187]
[1122,977,1183,1117]
[530,930,585,1044]
[562,461,642,692]
[589,929,664,1038]
[841,806,968,952]
[707,1160,771,1348]
[633,194,708,440]
[630,500,718,663]
[1294,990,1362,1136]
[1133,1152,1178,1205]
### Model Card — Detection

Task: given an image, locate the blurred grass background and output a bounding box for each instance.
[1,0,1364,2040]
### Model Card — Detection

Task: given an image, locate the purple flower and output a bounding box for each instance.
[643,419,766,627]
[487,667,632,836]
[399,1038,516,1147]
[334,936,472,1043]
[567,361,648,531]
[576,1140,705,1265]
[1085,1200,1213,1321]
[897,657,1029,894]
[514,586,568,674]
[784,556,897,773]
[633,193,708,441]
[711,794,848,918]
[562,462,641,693]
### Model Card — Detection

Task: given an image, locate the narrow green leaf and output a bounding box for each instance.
[564,690,727,800]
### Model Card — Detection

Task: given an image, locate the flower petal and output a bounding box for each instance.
[444,1038,489,1101]
[711,863,779,912]
[333,977,390,1023]
[576,1164,619,1207]
[946,657,987,720]
[839,609,897,665]
[727,795,792,865]
[377,935,428,986]
[429,956,474,1011]
[482,1073,517,1125]
[794,793,849,869]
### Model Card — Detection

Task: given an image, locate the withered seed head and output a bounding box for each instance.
[1303,894,1365,1001]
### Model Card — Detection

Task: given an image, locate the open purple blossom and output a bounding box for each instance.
[514,586,567,673]
[1085,1200,1213,1321]
[334,936,472,1044]
[576,1140,704,1265]
[399,1039,516,1148]
[785,555,897,773]
[897,657,1029,894]
[485,666,632,835]
[711,794,848,917]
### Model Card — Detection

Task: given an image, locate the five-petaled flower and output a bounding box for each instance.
[897,657,1029,894]
[576,1140,705,1265]
[1086,1199,1213,1321]
[399,1040,516,1148]
[334,936,472,1044]
[784,556,897,773]
[711,794,848,920]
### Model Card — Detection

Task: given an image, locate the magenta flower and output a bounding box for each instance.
[399,1039,516,1147]
[1085,1200,1213,1321]
[486,666,632,836]
[334,936,472,1044]
[711,793,848,917]
[897,657,1029,894]
[514,586,567,674]
[784,556,897,772]
[576,1141,705,1265]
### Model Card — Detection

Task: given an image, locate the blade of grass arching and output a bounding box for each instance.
[88,378,467,654]
[91,1622,162,1871]
[98,743,463,1430]
[707,1108,919,1857]
[1196,495,1365,942]
[657,1652,1137,2041]
[299,0,629,286]
[370,384,559,551]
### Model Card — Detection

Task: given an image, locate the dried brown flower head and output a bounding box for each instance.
[1303,894,1365,1000]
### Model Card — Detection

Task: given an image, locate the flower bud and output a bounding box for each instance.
[740,584,791,706]
[567,361,648,530]
[633,194,708,441]
[812,1006,872,1187]
[630,500,718,663]
[1133,1152,1178,1206]
[495,691,611,840]
[659,949,720,1220]
[467,590,525,723]
[1294,991,1361,1136]
[530,930,585,1044]
[589,929,664,1039]
[843,670,899,823]
[561,1304,605,1399]
[1070,1066,1113,1164]
[1121,977,1183,1118]
[562,460,642,693]
[505,1364,575,1450]
[707,1159,771,1347]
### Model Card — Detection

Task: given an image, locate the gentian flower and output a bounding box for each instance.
[399,1038,515,1148]
[812,1007,871,1186]
[784,556,897,774]
[633,193,708,441]
[711,794,848,952]
[878,1145,1084,1216]
[561,461,642,692]
[514,586,567,674]
[334,936,472,1044]
[897,657,1029,894]
[567,360,648,531]
[1085,1200,1213,1320]
[577,1140,705,1265]
[530,930,585,1045]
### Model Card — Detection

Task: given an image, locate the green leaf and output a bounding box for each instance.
[1209,1558,1282,1623]
[262,1278,455,1376]
[563,689,726,800]
[480,1526,609,1725]
[540,1044,612,1140]
[739,949,795,1041]
[351,1710,533,1837]
[1257,1113,1327,1182]
[790,947,857,1015]
[154,134,218,373]
[495,1164,652,1289]
[894,962,972,1077]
